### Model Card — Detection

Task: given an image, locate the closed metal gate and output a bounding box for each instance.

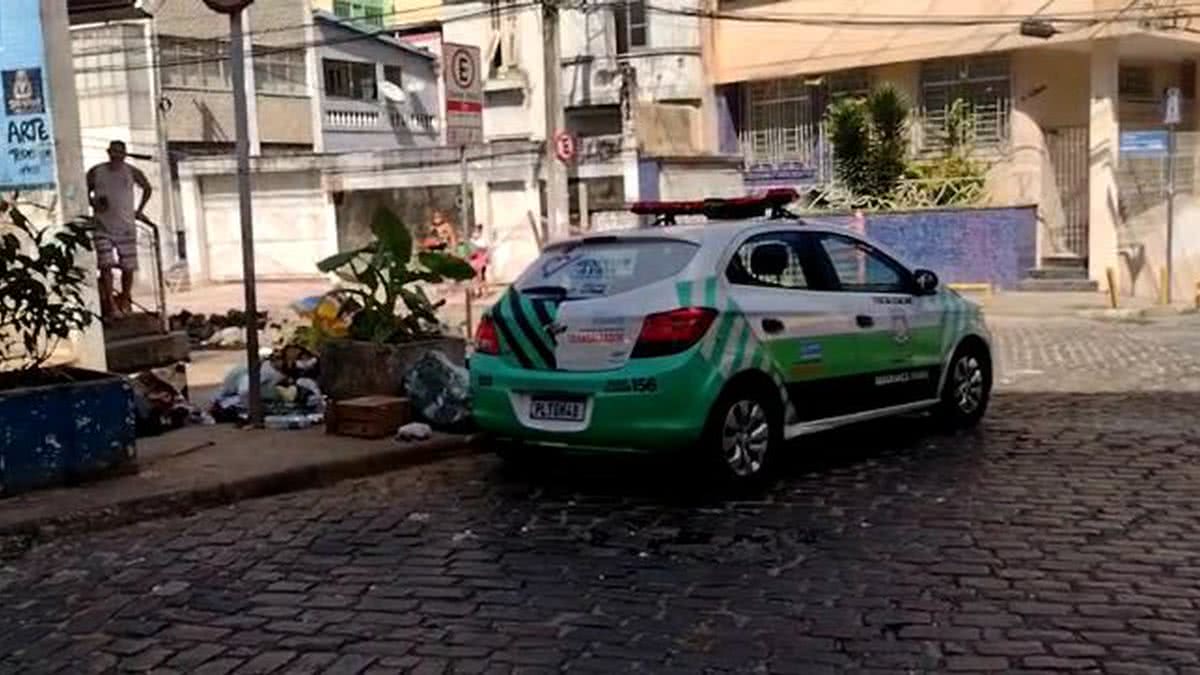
[1046,126,1090,258]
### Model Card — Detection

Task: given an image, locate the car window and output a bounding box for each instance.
[515,238,699,299]
[817,234,910,293]
[727,232,814,289]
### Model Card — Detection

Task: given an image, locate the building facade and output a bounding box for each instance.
[315,11,441,153]
[709,0,1200,299]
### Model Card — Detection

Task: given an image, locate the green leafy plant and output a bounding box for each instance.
[905,98,988,206]
[826,84,912,202]
[0,201,96,370]
[316,207,474,344]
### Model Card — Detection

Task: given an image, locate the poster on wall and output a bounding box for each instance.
[0,0,57,190]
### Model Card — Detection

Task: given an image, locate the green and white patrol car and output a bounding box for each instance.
[469,191,992,482]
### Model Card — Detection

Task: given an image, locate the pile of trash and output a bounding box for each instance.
[210,344,326,428]
[403,351,472,431]
[170,309,270,348]
[130,364,209,437]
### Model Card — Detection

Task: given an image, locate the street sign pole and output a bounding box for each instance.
[204,0,261,425]
[1164,87,1181,305]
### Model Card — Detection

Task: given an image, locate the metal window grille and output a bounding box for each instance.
[919,55,1011,152]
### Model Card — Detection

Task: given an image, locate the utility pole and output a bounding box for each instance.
[541,0,569,242]
[1164,86,1181,304]
[41,0,107,370]
[459,145,473,338]
[204,0,262,426]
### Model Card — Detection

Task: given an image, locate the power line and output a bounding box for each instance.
[72,1,535,77]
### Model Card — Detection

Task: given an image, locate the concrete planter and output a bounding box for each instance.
[319,337,467,401]
[0,368,137,496]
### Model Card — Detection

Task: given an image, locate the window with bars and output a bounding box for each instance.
[919,55,1011,151]
[254,48,307,96]
[741,76,816,165]
[613,1,648,55]
[323,59,377,100]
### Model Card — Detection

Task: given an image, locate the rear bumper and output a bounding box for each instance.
[470,350,723,452]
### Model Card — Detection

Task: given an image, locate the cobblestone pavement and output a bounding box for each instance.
[2,317,1200,673]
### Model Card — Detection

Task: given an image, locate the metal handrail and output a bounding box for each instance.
[135,214,169,333]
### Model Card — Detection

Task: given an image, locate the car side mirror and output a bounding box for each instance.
[913,269,939,295]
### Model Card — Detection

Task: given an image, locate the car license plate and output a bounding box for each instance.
[529,396,586,422]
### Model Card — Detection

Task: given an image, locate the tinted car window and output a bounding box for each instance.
[816,234,910,293]
[727,231,818,290]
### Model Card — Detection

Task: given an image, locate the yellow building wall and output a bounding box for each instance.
[713,0,1134,84]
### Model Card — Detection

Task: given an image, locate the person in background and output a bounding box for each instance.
[88,140,152,318]
[468,223,491,298]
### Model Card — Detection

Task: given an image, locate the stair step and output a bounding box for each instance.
[1026,267,1090,280]
[104,312,165,342]
[1040,256,1088,270]
[105,331,190,374]
[1016,278,1100,293]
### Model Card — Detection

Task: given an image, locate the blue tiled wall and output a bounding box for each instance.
[804,206,1037,290]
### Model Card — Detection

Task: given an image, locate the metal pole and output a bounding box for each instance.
[230,11,263,426]
[1166,124,1176,305]
[541,0,569,242]
[459,145,473,338]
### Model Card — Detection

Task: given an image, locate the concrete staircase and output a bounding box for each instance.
[104,312,190,374]
[1017,256,1100,292]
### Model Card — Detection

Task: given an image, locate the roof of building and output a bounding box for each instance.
[312,10,434,60]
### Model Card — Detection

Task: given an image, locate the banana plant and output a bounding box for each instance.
[316,208,475,344]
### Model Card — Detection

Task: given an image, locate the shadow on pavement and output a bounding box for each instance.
[486,390,1200,506]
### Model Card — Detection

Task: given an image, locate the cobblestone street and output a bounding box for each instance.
[2,315,1200,673]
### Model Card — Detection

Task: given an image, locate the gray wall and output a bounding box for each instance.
[317,21,440,152]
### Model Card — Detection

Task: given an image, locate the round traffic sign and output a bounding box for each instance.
[554,131,576,162]
[451,49,476,90]
[201,0,255,14]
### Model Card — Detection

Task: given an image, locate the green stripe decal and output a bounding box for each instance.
[728,320,750,374]
[703,277,718,308]
[493,294,536,369]
[675,281,692,308]
[512,293,556,369]
[708,309,738,368]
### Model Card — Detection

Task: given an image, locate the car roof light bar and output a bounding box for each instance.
[630,189,800,226]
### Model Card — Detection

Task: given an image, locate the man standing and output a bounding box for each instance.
[87,140,152,317]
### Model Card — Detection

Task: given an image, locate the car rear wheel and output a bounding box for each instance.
[703,385,781,484]
[937,343,992,428]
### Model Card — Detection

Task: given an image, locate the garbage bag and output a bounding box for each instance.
[403,350,471,429]
[130,370,190,437]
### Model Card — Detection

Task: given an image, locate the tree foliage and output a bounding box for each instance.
[0,202,96,370]
[826,84,912,200]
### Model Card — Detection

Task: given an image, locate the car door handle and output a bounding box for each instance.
[761,318,785,334]
[855,314,874,328]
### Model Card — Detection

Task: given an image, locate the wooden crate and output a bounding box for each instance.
[326,395,410,439]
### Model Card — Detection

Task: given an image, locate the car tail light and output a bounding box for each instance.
[475,316,500,355]
[631,307,717,358]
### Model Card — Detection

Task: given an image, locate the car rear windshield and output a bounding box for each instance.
[515,237,699,300]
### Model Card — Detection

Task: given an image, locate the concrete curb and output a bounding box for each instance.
[0,434,486,556]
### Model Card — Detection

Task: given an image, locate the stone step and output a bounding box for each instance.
[103,312,165,342]
[1026,267,1090,280]
[105,331,190,374]
[1016,278,1100,293]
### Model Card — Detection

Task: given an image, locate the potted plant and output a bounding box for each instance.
[314,207,475,401]
[0,200,136,495]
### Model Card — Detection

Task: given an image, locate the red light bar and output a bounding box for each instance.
[630,188,799,222]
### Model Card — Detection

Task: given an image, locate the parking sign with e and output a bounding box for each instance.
[443,43,483,146]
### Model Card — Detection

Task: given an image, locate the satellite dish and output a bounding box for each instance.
[379,81,407,103]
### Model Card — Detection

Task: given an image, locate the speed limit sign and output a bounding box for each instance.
[553,131,577,163]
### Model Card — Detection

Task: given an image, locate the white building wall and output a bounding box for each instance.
[194,171,334,283]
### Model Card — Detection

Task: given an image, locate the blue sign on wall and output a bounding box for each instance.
[0,0,57,190]
[1119,130,1169,156]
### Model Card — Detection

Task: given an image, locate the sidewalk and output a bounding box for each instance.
[964,290,1196,321]
[0,424,481,555]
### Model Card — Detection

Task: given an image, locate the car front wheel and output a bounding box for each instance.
[937,343,992,428]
